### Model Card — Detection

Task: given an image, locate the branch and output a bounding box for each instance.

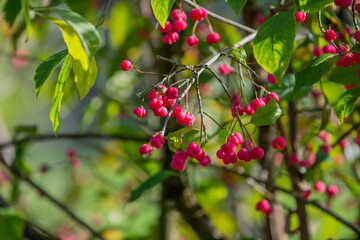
[0,154,104,240]
[0,133,148,149]
[183,0,256,33]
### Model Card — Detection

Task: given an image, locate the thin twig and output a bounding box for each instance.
[95,0,113,28]
[195,74,208,143]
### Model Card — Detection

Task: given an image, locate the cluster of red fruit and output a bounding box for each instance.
[314,181,339,198]
[171,142,211,171]
[216,133,264,164]
[231,92,279,118]
[139,134,165,157]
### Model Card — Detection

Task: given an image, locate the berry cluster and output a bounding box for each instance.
[313,181,339,198]
[160,9,188,44]
[171,142,211,171]
[139,134,165,157]
[216,133,264,164]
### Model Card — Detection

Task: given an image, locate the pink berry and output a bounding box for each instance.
[321,143,332,154]
[162,32,179,44]
[171,151,188,171]
[237,148,251,162]
[272,136,286,151]
[171,105,183,118]
[300,189,311,200]
[323,44,337,53]
[148,98,163,111]
[166,87,178,99]
[133,107,147,118]
[228,133,242,146]
[231,106,243,118]
[267,73,277,84]
[195,150,205,161]
[176,112,186,124]
[266,92,279,103]
[163,97,176,108]
[324,30,336,41]
[326,184,339,198]
[157,107,168,118]
[186,142,201,158]
[250,99,266,111]
[219,64,231,75]
[221,142,237,156]
[314,181,326,193]
[288,153,298,165]
[70,158,81,168]
[222,153,237,165]
[354,31,360,42]
[339,54,355,68]
[139,144,153,157]
[206,32,220,45]
[170,9,187,21]
[199,156,211,166]
[148,89,158,100]
[189,8,207,21]
[120,60,131,71]
[186,113,195,127]
[249,147,264,160]
[314,47,324,57]
[187,36,199,46]
[294,11,306,22]
[339,139,348,149]
[256,199,273,217]
[150,134,165,149]
[216,149,225,159]
[243,105,255,115]
[159,21,172,33]
[173,20,187,32]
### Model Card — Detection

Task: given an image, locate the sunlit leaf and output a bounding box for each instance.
[0,208,24,240]
[150,0,176,28]
[299,0,334,13]
[166,127,200,153]
[334,86,360,124]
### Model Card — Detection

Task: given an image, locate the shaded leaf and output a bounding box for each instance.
[50,54,72,134]
[334,86,360,124]
[299,0,334,13]
[151,0,176,28]
[34,49,68,96]
[129,171,176,202]
[0,208,24,240]
[109,2,132,49]
[320,102,331,130]
[253,10,296,83]
[294,54,336,96]
[328,63,360,85]
[167,127,199,153]
[21,0,32,40]
[250,98,283,126]
[3,0,21,27]
[224,0,247,15]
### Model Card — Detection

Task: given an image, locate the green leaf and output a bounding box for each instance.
[224,0,247,15]
[0,208,24,240]
[151,0,176,28]
[50,54,72,134]
[341,174,360,199]
[328,63,360,85]
[228,47,247,62]
[322,80,343,105]
[267,74,295,101]
[166,127,200,153]
[34,49,68,96]
[44,17,97,99]
[253,10,296,83]
[48,7,100,58]
[129,171,176,202]
[21,0,32,40]
[250,98,283,126]
[294,54,336,96]
[334,86,360,124]
[320,102,331,130]
[299,0,334,13]
[3,0,21,27]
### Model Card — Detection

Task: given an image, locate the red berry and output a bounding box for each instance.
[267,73,276,84]
[139,144,153,157]
[173,20,187,32]
[149,98,163,111]
[186,142,201,158]
[163,97,176,108]
[256,199,273,217]
[206,32,220,45]
[221,142,237,156]
[288,153,298,165]
[66,148,76,158]
[266,92,279,103]
[228,133,242,146]
[323,44,337,53]
[186,113,195,127]
[334,0,352,7]
[186,36,199,46]
[357,68,360,78]
[250,99,266,111]
[300,189,311,200]
[222,153,237,165]
[326,184,339,198]
[218,64,231,75]
[314,181,326,193]
[189,8,207,21]
[314,46,324,57]
[294,11,306,22]
[163,32,179,44]
[324,30,337,41]
[170,9,187,21]
[356,4,360,14]
[156,107,168,118]
[171,151,188,171]
[150,134,165,149]
[216,149,225,159]
[120,60,131,71]
[237,148,251,162]
[249,147,264,160]
[195,150,205,161]
[133,107,147,118]
[176,111,186,124]
[166,87,178,99]
[159,21,172,33]
[231,106,243,118]
[243,105,255,115]
[148,89,158,100]
[171,105,183,118]
[339,54,355,67]
[272,136,286,151]
[354,30,360,42]
[321,143,332,154]
[199,156,211,166]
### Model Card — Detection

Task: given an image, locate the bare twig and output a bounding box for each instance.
[95,0,113,28]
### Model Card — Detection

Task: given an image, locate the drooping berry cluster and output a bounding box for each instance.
[160,9,188,44]
[171,142,211,171]
[139,134,165,157]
